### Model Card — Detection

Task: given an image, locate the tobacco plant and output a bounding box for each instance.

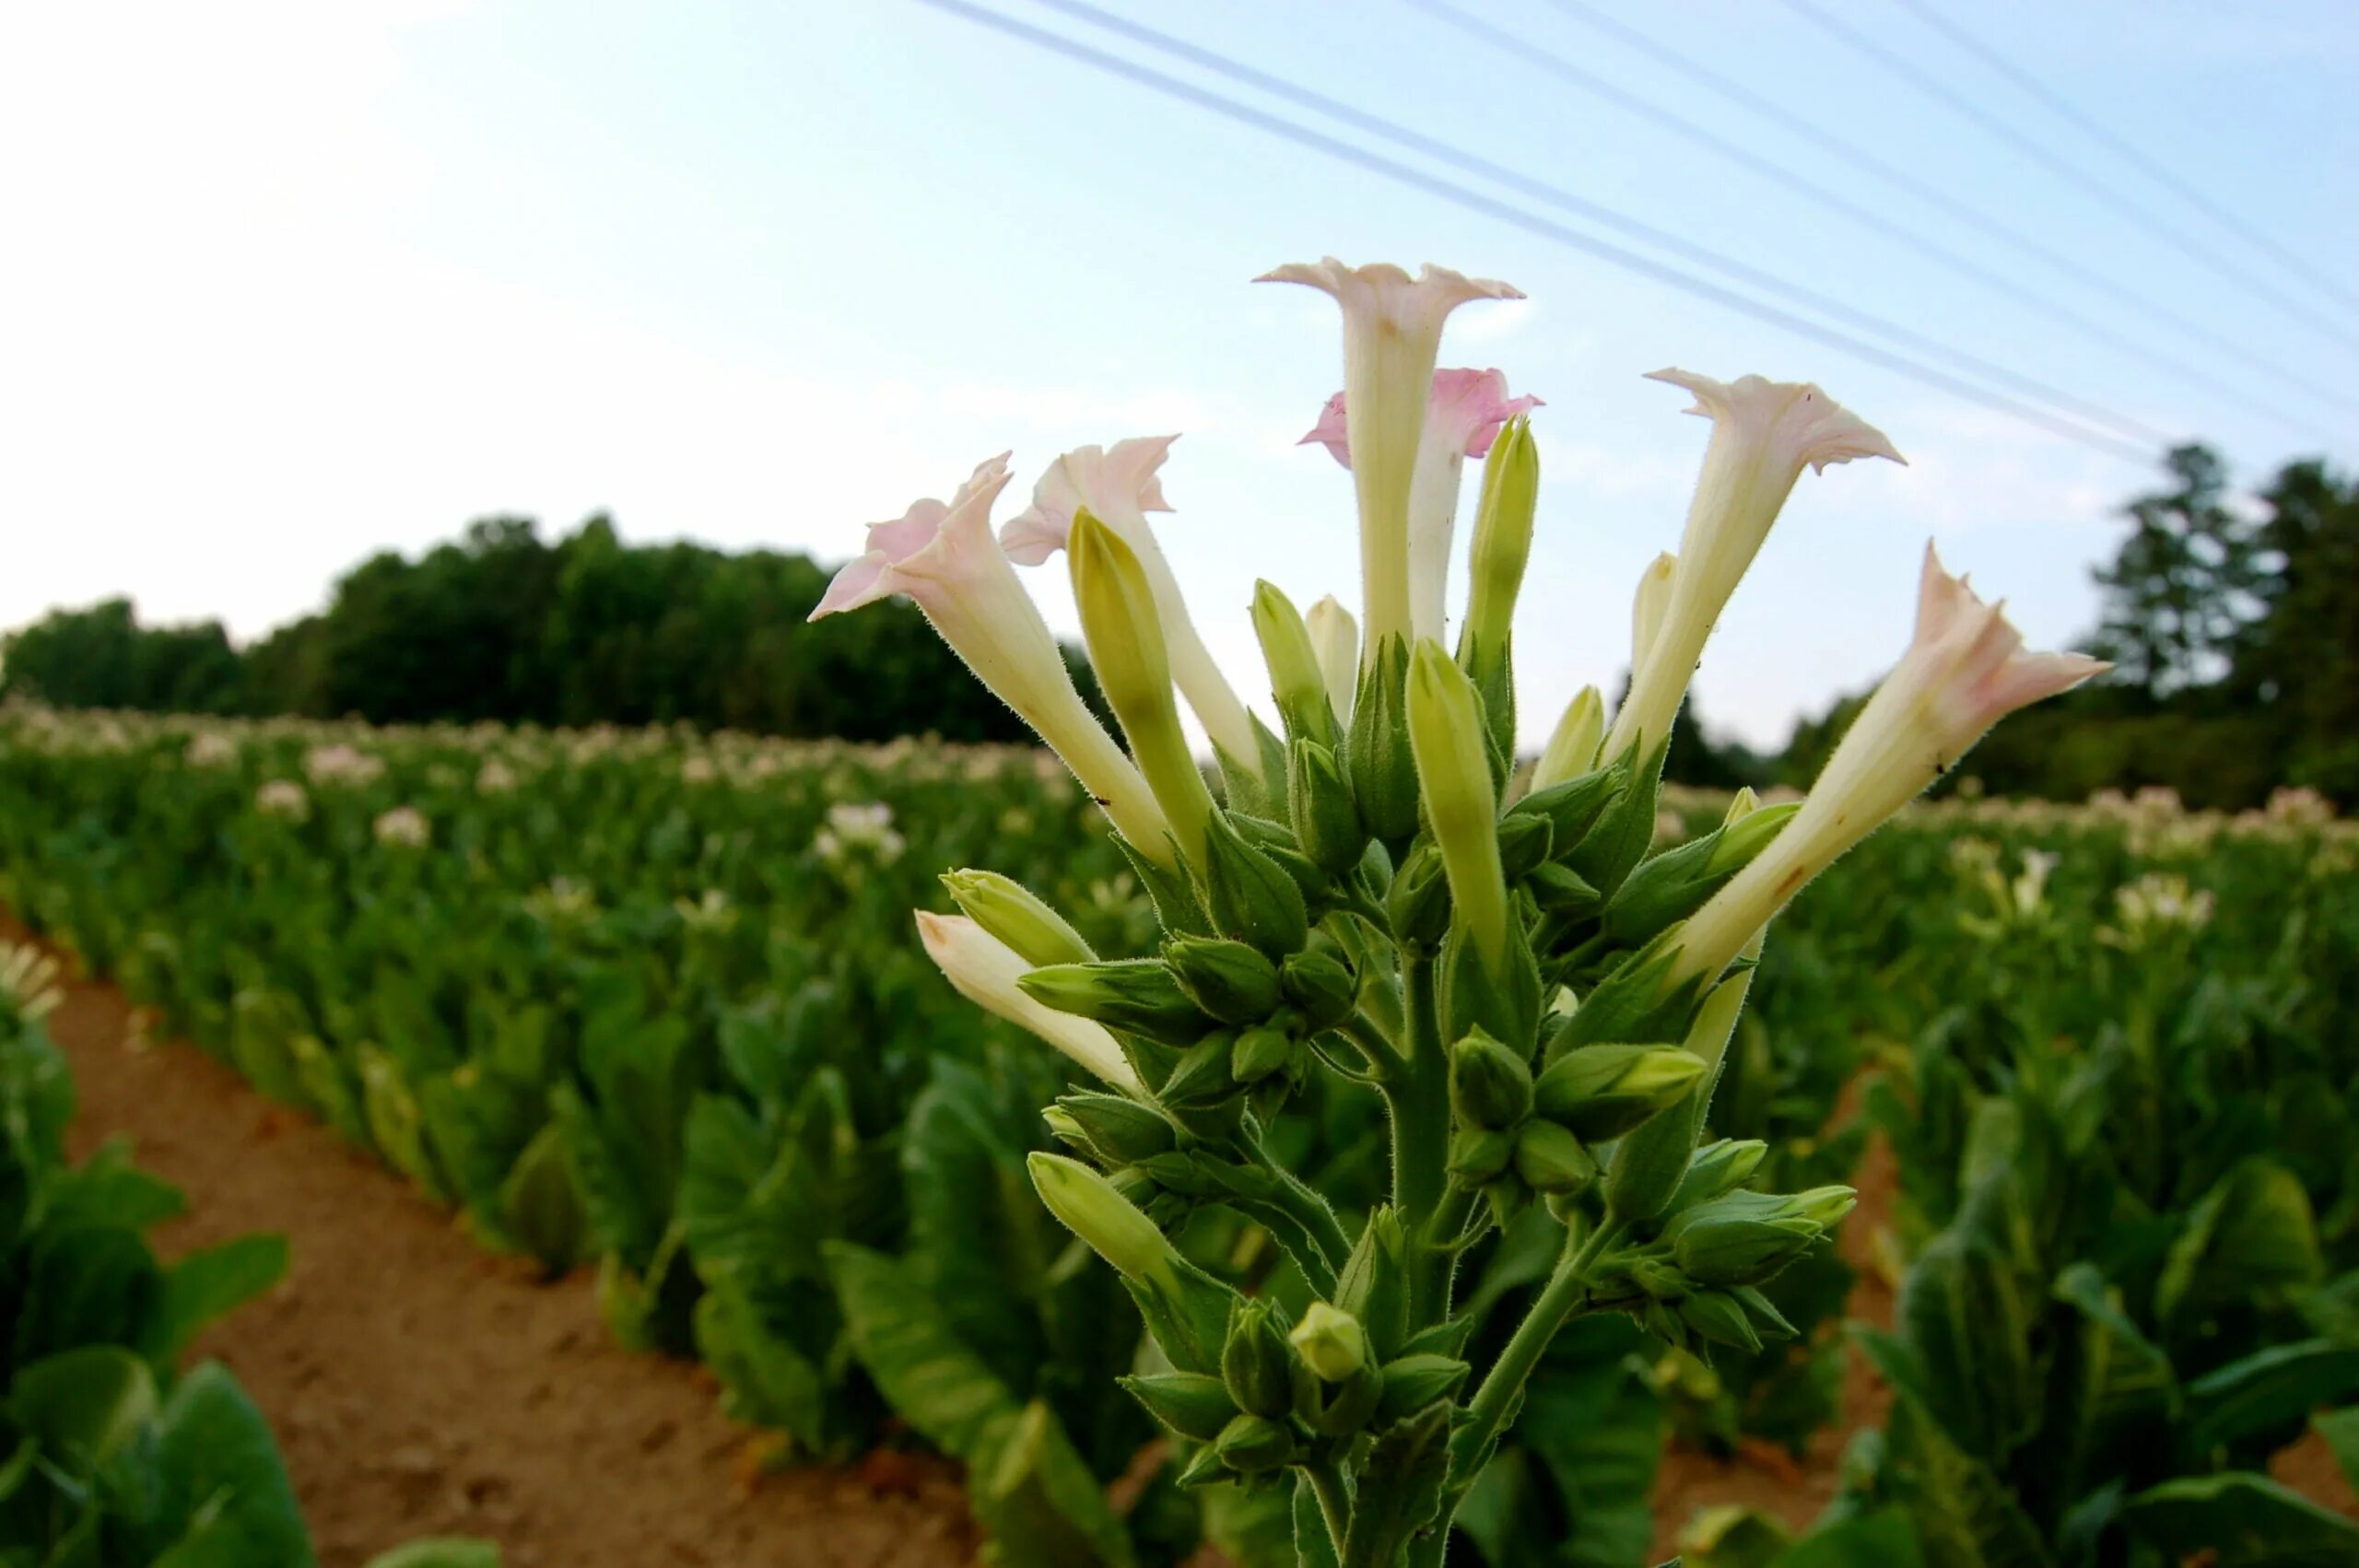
[823,258,2104,1564]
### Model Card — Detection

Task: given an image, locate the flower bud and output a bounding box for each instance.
[1027,1152,1179,1284]
[1605,964,1756,1223]
[1069,509,1217,868]
[1213,1412,1296,1475]
[939,870,1094,967]
[1449,1028,1534,1130]
[1222,1300,1298,1420]
[1511,1119,1598,1196]
[1051,1092,1178,1165]
[1387,839,1452,949]
[1533,1044,1707,1141]
[1019,959,1215,1047]
[1230,1022,1297,1085]
[1496,811,1553,881]
[1333,1207,1411,1359]
[1506,765,1624,859]
[917,912,1140,1092]
[1665,1138,1768,1217]
[1279,946,1356,1029]
[1157,1029,1240,1110]
[1203,813,1310,958]
[1629,550,1676,674]
[1252,580,1339,747]
[1677,1288,1763,1355]
[1121,1372,1237,1443]
[1791,1186,1859,1230]
[1164,937,1284,1025]
[1528,862,1602,917]
[1347,635,1420,844]
[1306,595,1359,725]
[1448,1127,1517,1183]
[1406,639,1511,969]
[1459,416,1539,660]
[1600,800,1798,949]
[1375,1353,1471,1426]
[1290,1302,1372,1384]
[1532,685,1605,791]
[1671,1215,1822,1289]
[1286,739,1366,876]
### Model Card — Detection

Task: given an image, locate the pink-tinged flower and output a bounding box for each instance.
[1300,369,1544,644]
[916,912,1142,1093]
[812,457,1175,863]
[1605,370,1902,762]
[1000,438,1262,774]
[1260,260,1522,654]
[1672,544,2105,987]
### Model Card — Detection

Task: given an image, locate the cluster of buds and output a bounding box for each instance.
[825,258,2103,1558]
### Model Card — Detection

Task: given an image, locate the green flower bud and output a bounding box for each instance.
[1279,947,1356,1030]
[1665,1139,1768,1217]
[1527,860,1602,917]
[1289,1302,1372,1384]
[1252,580,1339,748]
[1164,936,1283,1025]
[1603,964,1755,1224]
[1678,1289,1764,1355]
[1505,765,1624,860]
[1172,1441,1228,1490]
[1346,634,1419,846]
[1460,416,1539,654]
[1203,813,1310,959]
[1051,1092,1178,1165]
[1449,1028,1534,1130]
[939,870,1094,966]
[1449,1127,1517,1183]
[1531,685,1604,791]
[1222,1300,1297,1420]
[1790,1186,1859,1230]
[1405,638,1510,969]
[1333,1207,1411,1360]
[1600,801,1799,948]
[1496,810,1552,881]
[1670,1213,1822,1290]
[1230,1022,1296,1085]
[1533,1044,1707,1141]
[1042,1105,1088,1150]
[1027,1153,1178,1284]
[1121,1372,1237,1443]
[1019,959,1213,1047]
[1374,1353,1471,1426]
[1069,510,1217,869]
[1512,1119,1598,1196]
[1213,1411,1296,1475]
[1158,1029,1239,1110]
[1626,1256,1689,1302]
[1387,839,1452,949]
[1286,738,1366,876]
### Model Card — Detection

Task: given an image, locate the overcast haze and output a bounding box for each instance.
[6,0,2353,748]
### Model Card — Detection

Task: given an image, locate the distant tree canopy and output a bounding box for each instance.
[1784,445,2359,809]
[1,517,1097,744]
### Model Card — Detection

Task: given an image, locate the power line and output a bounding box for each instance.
[913,0,2157,463]
[1024,0,2169,449]
[1778,0,2359,357]
[1407,0,2332,430]
[1534,0,2341,419]
[1888,0,2359,323]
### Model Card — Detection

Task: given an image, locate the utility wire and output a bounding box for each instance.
[1535,0,2341,416]
[913,0,2156,463]
[1409,0,2330,429]
[1888,0,2359,322]
[1779,0,2359,357]
[1024,0,2169,448]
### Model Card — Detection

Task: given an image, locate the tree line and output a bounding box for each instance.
[7,445,2353,807]
[0,517,1094,744]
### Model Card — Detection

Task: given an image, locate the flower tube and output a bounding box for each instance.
[916,911,1142,1092]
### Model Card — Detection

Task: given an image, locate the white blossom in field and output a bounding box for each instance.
[816,801,905,865]
[2101,872,2215,949]
[184,731,240,768]
[305,743,385,787]
[477,758,520,793]
[373,805,431,848]
[255,779,311,820]
[681,755,719,785]
[0,942,62,1022]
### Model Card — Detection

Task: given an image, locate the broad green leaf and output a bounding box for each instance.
[6,1346,158,1462]
[825,1242,1016,1462]
[2318,1407,2359,1495]
[1768,1510,1924,1568]
[968,1400,1134,1568]
[2184,1340,2359,1458]
[2118,1471,2359,1567]
[145,1234,290,1365]
[360,1541,503,1568]
[2156,1158,2322,1330]
[138,1363,313,1568]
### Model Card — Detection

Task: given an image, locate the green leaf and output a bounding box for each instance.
[824,1243,1016,1462]
[138,1363,314,1568]
[145,1234,290,1365]
[360,1541,503,1568]
[6,1346,158,1462]
[1767,1510,1925,1568]
[2157,1158,2322,1330]
[2318,1407,2359,1495]
[2118,1472,2359,1567]
[968,1400,1134,1568]
[2184,1340,2359,1458]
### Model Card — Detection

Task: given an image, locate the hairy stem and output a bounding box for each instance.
[1386,950,1451,1323]
[1449,1217,1628,1477]
[1309,1458,1352,1559]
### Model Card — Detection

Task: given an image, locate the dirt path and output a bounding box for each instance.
[34,929,978,1568]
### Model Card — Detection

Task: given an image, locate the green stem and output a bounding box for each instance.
[1413,1184,1481,1318]
[1386,950,1451,1322]
[1247,1141,1354,1285]
[1308,1458,1352,1559]
[1449,1218,1627,1476]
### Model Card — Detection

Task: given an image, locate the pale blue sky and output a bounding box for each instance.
[6,1,2353,746]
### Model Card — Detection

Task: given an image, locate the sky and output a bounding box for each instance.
[4,0,2353,749]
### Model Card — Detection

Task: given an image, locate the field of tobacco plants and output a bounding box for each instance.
[1,705,2354,1567]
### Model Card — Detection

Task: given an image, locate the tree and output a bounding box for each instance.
[2241,460,2359,797]
[2090,444,2269,699]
